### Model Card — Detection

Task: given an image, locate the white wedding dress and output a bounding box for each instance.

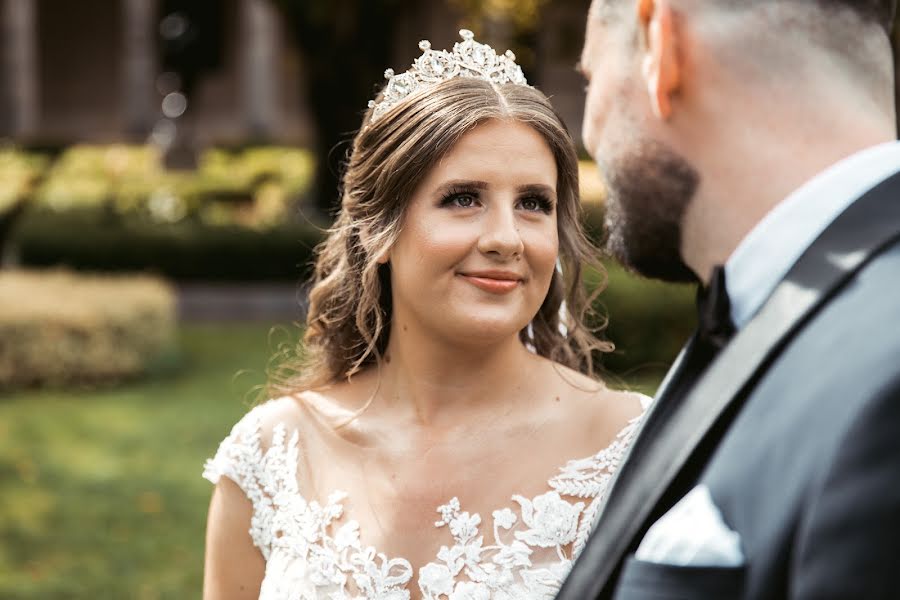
[203,400,645,600]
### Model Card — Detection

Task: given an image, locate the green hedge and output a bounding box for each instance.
[0,269,178,389]
[594,262,696,383]
[11,207,323,282]
[0,149,48,215]
[10,204,696,377]
[0,145,315,231]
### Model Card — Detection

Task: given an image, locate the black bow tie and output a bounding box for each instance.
[697,265,736,350]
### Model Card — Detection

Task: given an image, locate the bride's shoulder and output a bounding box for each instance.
[220,395,305,446]
[243,387,360,439]
[549,361,648,434]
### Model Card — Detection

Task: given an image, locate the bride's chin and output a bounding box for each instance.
[440,315,531,347]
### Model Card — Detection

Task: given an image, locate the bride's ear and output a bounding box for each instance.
[638,0,681,121]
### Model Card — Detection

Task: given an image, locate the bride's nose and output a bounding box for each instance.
[477,203,524,259]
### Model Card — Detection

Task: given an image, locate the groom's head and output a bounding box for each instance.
[580,0,897,282]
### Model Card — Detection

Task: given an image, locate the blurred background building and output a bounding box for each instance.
[0,0,591,149]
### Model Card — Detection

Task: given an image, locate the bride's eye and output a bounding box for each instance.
[440,191,480,209]
[518,195,554,214]
[455,194,475,208]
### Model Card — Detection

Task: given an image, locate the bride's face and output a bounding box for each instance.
[385,118,559,346]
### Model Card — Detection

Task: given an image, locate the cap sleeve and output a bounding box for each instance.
[202,403,287,559]
[203,404,266,489]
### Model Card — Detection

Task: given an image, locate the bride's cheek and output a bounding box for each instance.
[526,234,559,278]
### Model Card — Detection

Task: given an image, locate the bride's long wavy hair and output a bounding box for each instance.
[269,77,612,395]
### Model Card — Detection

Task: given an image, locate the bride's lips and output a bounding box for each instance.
[458,270,524,294]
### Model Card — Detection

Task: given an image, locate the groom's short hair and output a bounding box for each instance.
[591,0,896,112]
[735,0,896,36]
[594,0,897,36]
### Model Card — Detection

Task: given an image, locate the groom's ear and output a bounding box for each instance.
[637,0,680,120]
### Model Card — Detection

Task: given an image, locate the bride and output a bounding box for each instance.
[202,30,646,600]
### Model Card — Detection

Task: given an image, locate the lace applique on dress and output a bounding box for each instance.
[203,403,644,600]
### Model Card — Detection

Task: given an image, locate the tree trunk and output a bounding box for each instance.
[275,0,407,217]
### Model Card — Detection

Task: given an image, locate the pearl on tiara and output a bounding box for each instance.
[366,29,530,123]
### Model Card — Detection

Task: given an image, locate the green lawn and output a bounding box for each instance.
[0,323,287,599]
[0,322,662,599]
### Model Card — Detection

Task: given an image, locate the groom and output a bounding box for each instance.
[559,1,900,599]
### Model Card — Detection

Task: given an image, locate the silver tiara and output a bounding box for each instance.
[367,29,530,123]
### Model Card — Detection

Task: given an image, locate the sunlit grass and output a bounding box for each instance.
[0,323,287,599]
[0,318,664,599]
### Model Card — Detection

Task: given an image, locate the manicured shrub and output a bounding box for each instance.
[593,262,696,382]
[11,207,323,282]
[0,269,178,389]
[0,149,48,215]
[27,144,315,228]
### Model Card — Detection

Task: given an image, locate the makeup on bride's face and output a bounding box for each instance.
[387,118,559,344]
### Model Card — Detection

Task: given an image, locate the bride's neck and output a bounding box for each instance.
[376,321,538,428]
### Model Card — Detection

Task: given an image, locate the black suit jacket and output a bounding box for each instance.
[557,170,900,599]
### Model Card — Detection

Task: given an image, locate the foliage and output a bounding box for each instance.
[11,207,323,282]
[448,0,550,30]
[591,262,696,386]
[6,144,320,281]
[28,145,315,230]
[34,145,162,213]
[0,323,274,599]
[0,149,48,216]
[271,0,410,214]
[0,270,178,389]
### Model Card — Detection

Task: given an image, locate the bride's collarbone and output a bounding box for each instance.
[291,374,632,495]
[324,428,574,514]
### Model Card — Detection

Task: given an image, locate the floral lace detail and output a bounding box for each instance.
[203,404,644,599]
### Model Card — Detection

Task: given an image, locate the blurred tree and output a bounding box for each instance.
[448,0,549,30]
[271,0,561,216]
[159,0,224,98]
[157,0,225,169]
[448,0,553,80]
[272,0,410,217]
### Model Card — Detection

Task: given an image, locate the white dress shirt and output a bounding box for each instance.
[725,141,900,329]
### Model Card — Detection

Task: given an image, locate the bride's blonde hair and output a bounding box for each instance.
[270,77,612,394]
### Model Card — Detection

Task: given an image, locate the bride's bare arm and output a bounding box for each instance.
[203,477,266,600]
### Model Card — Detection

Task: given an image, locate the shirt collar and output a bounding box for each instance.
[725,141,900,329]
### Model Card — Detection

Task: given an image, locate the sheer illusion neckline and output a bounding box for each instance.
[204,401,645,600]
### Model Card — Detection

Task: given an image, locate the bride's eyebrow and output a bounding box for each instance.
[434,180,489,195]
[517,183,556,198]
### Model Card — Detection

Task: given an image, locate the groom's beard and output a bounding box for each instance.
[600,139,699,283]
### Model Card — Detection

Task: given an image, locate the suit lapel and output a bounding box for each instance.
[581,335,699,537]
[557,170,900,600]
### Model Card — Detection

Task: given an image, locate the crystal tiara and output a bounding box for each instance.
[367,29,530,123]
